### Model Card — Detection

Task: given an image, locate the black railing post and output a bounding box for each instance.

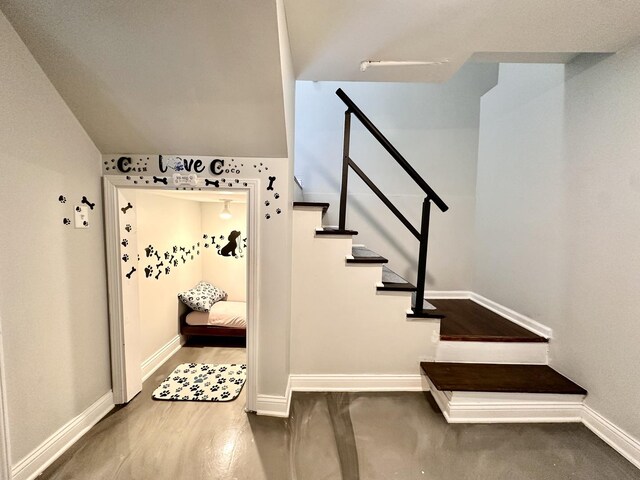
[338,110,351,230]
[414,198,431,312]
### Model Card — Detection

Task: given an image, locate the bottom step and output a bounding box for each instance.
[421,362,587,424]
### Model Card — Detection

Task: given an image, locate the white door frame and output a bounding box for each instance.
[0,315,12,479]
[103,175,260,412]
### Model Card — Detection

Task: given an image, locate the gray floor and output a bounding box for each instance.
[42,345,640,479]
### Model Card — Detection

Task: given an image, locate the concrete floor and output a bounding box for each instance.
[41,345,640,479]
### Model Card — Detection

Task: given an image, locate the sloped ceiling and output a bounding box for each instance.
[284,0,640,82]
[0,0,288,156]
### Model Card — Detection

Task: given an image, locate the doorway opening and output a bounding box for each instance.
[103,177,259,412]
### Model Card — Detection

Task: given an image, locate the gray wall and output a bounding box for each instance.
[294,64,498,289]
[474,48,640,439]
[0,11,110,463]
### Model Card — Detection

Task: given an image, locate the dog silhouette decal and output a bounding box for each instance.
[219,230,242,257]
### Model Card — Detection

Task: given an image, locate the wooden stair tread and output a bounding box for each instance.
[430,299,548,343]
[293,202,330,214]
[407,308,445,319]
[348,246,388,264]
[316,227,358,236]
[421,362,586,395]
[377,266,415,292]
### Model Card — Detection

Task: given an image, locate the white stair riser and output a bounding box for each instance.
[436,341,548,364]
[426,378,584,423]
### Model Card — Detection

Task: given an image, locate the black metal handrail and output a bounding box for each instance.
[336,88,449,213]
[335,88,448,314]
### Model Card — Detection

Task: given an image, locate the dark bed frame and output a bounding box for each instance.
[179,310,246,338]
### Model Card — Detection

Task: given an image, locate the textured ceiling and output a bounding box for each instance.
[0,0,288,156]
[284,0,640,82]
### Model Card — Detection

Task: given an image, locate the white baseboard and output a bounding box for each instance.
[289,374,424,392]
[256,377,291,418]
[255,395,290,418]
[470,293,552,339]
[424,290,553,339]
[256,374,425,419]
[582,404,640,470]
[12,391,114,480]
[141,335,184,383]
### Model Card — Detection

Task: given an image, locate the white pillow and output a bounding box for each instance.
[178,281,227,312]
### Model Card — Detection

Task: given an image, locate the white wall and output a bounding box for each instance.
[294,64,498,290]
[474,63,566,326]
[474,46,640,440]
[136,192,203,361]
[0,10,110,464]
[202,202,248,302]
[290,209,439,375]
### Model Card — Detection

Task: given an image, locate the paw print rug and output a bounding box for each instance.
[152,363,246,402]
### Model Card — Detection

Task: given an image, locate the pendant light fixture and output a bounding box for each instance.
[220,199,232,219]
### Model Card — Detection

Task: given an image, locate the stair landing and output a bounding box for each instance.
[429,299,547,343]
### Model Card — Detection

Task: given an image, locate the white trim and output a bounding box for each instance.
[289,374,424,392]
[427,379,583,424]
[423,290,553,339]
[103,175,260,413]
[582,404,640,470]
[141,335,184,382]
[255,377,291,418]
[0,315,12,480]
[12,391,114,480]
[245,179,260,414]
[103,178,129,404]
[469,293,552,339]
[255,395,290,418]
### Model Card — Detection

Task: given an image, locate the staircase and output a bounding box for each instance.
[292,201,586,423]
[290,88,586,424]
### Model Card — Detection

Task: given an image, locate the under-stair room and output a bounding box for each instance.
[121,188,249,403]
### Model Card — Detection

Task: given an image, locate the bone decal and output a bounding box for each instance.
[267,176,276,191]
[153,176,168,185]
[155,271,162,280]
[156,261,164,268]
[205,179,220,187]
[121,203,133,214]
[125,267,136,279]
[81,196,95,210]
